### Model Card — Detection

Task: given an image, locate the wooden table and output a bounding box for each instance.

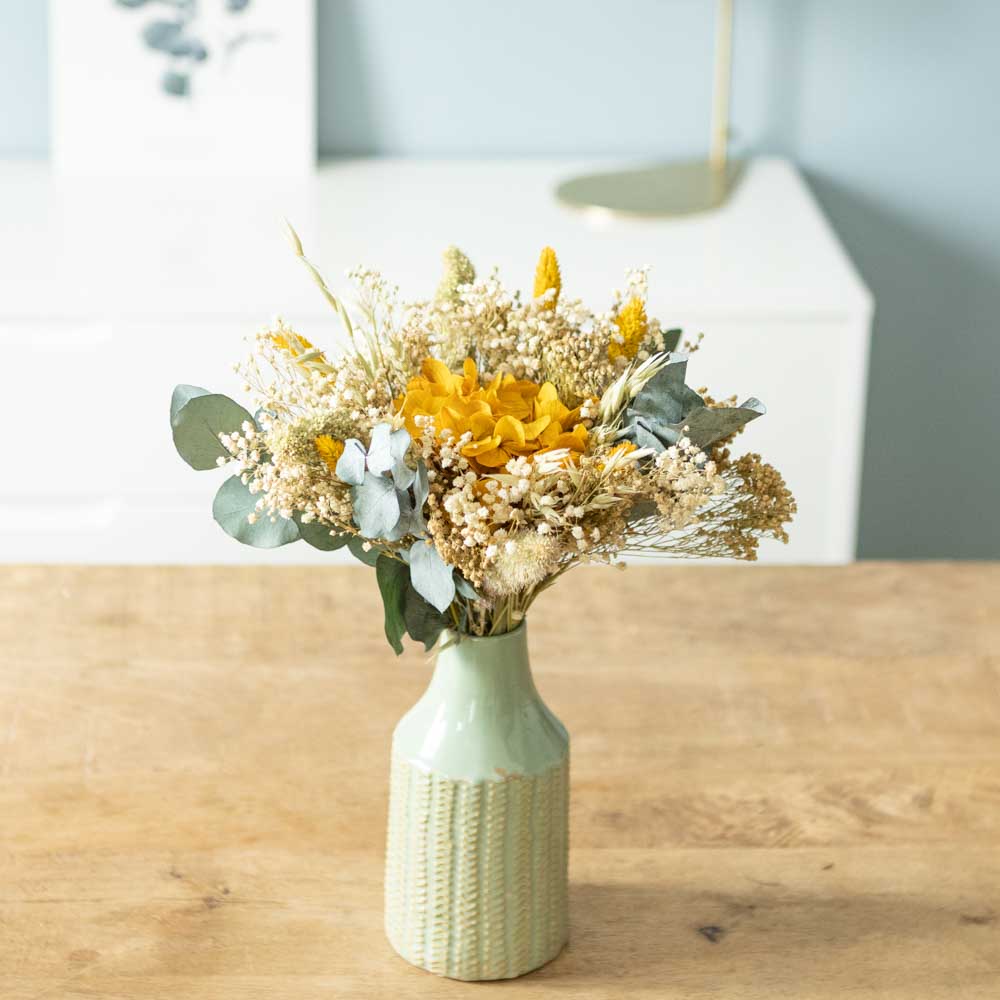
[2,564,998,998]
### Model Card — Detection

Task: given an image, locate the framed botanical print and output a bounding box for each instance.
[50,0,315,176]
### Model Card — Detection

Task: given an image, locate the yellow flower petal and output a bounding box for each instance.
[494,415,526,446]
[314,435,344,474]
[473,447,513,468]
[397,356,589,472]
[462,434,503,458]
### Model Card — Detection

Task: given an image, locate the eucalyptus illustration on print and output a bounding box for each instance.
[114,0,271,97]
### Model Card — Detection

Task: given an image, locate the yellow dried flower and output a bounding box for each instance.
[271,330,311,354]
[608,297,648,361]
[397,357,588,473]
[314,435,344,474]
[533,246,561,311]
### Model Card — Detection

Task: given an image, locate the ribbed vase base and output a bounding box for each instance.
[386,927,568,982]
[384,754,570,982]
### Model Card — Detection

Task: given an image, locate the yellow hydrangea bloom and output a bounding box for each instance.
[608,297,648,361]
[533,246,561,311]
[397,357,588,473]
[314,434,344,474]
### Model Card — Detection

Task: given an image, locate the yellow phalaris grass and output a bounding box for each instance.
[533,246,562,311]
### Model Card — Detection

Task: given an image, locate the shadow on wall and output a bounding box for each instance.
[317,0,379,154]
[805,172,1000,559]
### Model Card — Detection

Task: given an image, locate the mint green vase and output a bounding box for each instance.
[384,622,569,980]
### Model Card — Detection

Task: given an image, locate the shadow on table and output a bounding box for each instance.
[521,881,995,993]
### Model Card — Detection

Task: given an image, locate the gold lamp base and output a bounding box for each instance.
[555,159,743,219]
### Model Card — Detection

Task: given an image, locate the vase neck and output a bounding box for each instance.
[428,624,537,708]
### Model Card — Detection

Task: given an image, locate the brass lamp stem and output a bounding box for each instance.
[709,0,733,174]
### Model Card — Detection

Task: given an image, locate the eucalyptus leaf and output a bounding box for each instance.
[390,428,410,462]
[347,536,381,566]
[663,328,683,352]
[375,556,409,655]
[335,439,366,486]
[171,388,253,470]
[170,384,210,422]
[212,475,300,548]
[622,356,766,452]
[454,573,479,601]
[391,460,416,491]
[353,472,400,538]
[412,461,429,509]
[385,486,414,542]
[297,519,349,551]
[404,584,449,651]
[366,423,393,475]
[409,540,456,613]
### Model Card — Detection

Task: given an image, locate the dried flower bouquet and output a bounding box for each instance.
[170,235,796,650]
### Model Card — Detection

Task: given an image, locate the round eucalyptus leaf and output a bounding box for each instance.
[298,519,349,551]
[353,472,400,538]
[212,475,299,548]
[409,540,456,613]
[335,439,366,486]
[171,389,253,470]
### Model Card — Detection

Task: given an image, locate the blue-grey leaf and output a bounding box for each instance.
[679,398,766,448]
[170,384,210,423]
[412,461,429,509]
[623,356,765,451]
[663,328,682,352]
[213,476,299,548]
[353,472,400,538]
[391,459,415,491]
[454,573,479,600]
[169,36,208,60]
[143,20,183,52]
[171,389,253,470]
[366,423,395,475]
[390,427,410,462]
[385,487,413,542]
[409,540,456,613]
[630,356,704,426]
[336,439,366,485]
[162,70,189,97]
[375,556,408,655]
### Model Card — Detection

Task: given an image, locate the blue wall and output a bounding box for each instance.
[3,0,998,557]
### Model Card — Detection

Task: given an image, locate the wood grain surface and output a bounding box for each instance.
[1,563,998,998]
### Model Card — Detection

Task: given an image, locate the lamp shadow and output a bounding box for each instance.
[517,880,996,994]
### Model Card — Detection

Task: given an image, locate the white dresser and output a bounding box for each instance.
[0,157,871,564]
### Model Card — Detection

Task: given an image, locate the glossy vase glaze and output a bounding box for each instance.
[384,622,569,981]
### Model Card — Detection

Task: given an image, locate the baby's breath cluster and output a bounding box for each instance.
[199,240,795,640]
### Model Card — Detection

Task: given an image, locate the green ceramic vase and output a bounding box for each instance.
[384,622,569,980]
